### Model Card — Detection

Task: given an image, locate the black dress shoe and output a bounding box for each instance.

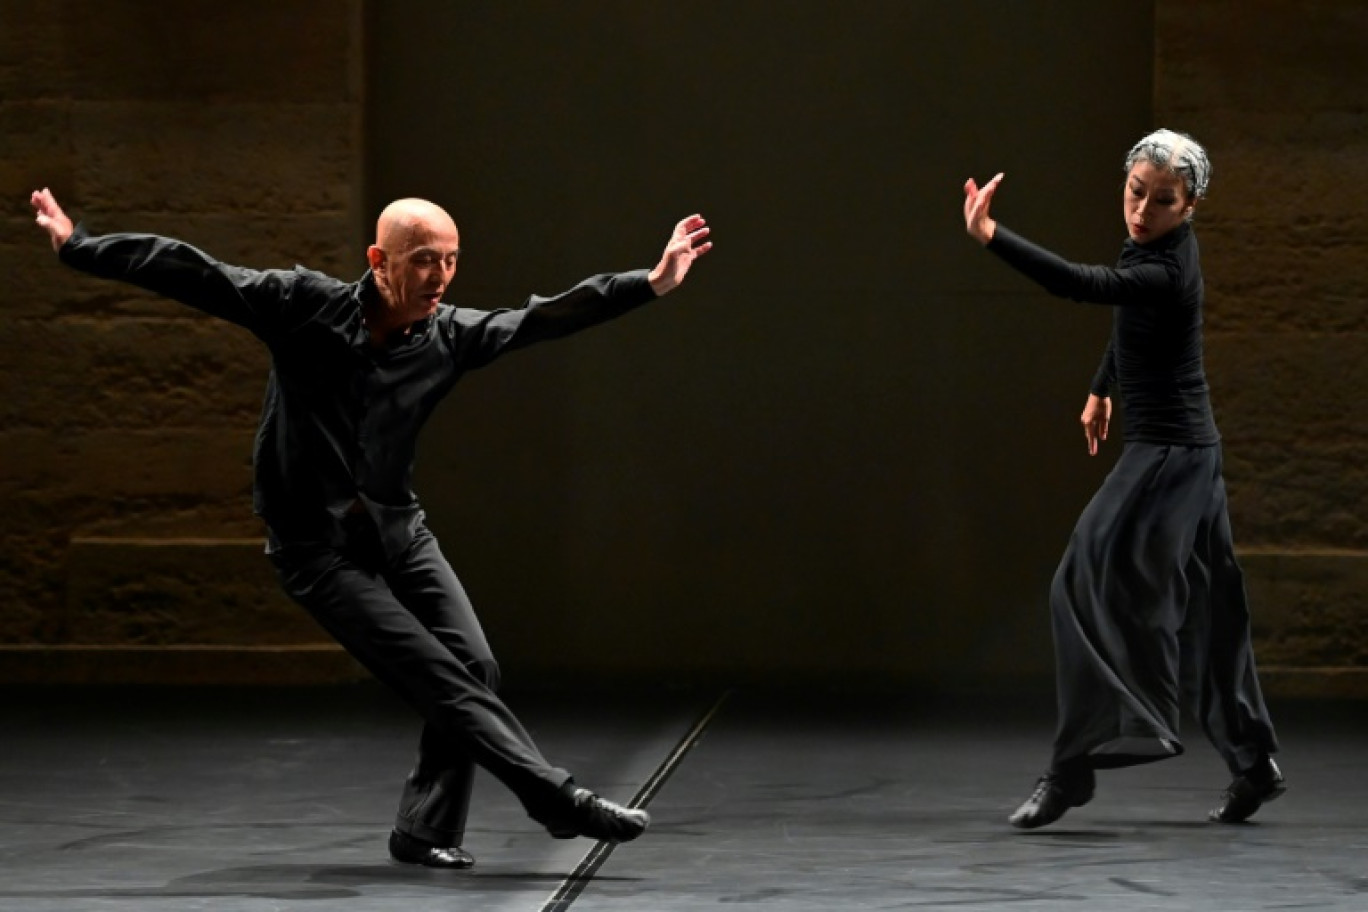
[533,785,650,843]
[388,829,475,869]
[1009,768,1096,829]
[1209,757,1286,823]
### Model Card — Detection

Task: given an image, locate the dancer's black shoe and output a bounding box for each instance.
[1209,757,1285,823]
[1009,767,1096,829]
[388,829,475,869]
[533,783,650,842]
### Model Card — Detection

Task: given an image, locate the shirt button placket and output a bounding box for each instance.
[354,360,377,486]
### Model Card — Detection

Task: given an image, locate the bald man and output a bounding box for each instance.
[31,188,711,868]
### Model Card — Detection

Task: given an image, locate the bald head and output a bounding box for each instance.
[366,198,461,333]
[374,197,460,254]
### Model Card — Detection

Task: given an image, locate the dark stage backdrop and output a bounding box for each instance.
[365,1,1154,687]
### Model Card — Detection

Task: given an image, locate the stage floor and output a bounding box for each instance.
[1,685,1364,911]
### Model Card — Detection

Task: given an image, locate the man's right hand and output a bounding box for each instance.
[30,188,73,252]
[1081,393,1111,456]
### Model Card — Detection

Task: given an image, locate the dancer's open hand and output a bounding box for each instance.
[649,214,712,296]
[963,173,1003,245]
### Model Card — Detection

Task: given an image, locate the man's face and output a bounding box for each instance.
[374,218,461,323]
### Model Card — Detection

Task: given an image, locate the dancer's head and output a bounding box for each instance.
[1121,129,1210,243]
[367,198,461,323]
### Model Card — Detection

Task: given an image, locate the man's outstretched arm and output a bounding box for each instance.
[30,188,309,337]
[445,214,715,369]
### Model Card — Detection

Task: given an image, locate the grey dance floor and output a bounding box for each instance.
[1,684,1364,911]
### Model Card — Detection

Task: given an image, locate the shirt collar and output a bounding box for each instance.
[354,270,434,348]
[1128,220,1192,254]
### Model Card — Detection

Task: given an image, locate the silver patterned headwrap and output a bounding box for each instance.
[1124,129,1211,201]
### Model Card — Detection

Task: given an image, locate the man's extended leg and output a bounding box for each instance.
[272,541,570,806]
[271,535,649,852]
[381,527,649,844]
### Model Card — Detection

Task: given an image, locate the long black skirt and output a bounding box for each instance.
[1049,442,1279,775]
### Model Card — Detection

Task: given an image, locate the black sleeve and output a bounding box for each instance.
[1090,337,1116,397]
[439,269,658,370]
[58,225,308,337]
[987,225,1175,307]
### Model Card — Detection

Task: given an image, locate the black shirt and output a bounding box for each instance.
[60,226,658,557]
[987,221,1219,446]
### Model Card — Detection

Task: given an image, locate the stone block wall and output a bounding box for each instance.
[0,0,365,682]
[1157,0,1368,696]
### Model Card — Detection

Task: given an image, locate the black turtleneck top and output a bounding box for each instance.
[987,221,1219,447]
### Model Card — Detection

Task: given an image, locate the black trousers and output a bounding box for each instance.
[1049,443,1279,776]
[270,516,570,847]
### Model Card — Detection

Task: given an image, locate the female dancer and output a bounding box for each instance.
[963,129,1284,828]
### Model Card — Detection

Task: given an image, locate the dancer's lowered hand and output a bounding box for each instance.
[1081,393,1111,456]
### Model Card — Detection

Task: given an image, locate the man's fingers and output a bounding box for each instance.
[31,187,63,220]
[676,213,706,234]
[686,225,711,250]
[668,219,712,260]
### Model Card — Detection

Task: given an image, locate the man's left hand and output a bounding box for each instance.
[649,214,712,296]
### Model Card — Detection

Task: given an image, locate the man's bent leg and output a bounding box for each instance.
[384,532,500,849]
[396,724,478,847]
[271,545,569,812]
[383,528,649,844]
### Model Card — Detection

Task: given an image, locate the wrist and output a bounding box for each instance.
[648,264,674,297]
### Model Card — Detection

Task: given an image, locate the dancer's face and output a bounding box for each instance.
[369,205,461,324]
[387,222,460,322]
[1123,160,1192,244]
